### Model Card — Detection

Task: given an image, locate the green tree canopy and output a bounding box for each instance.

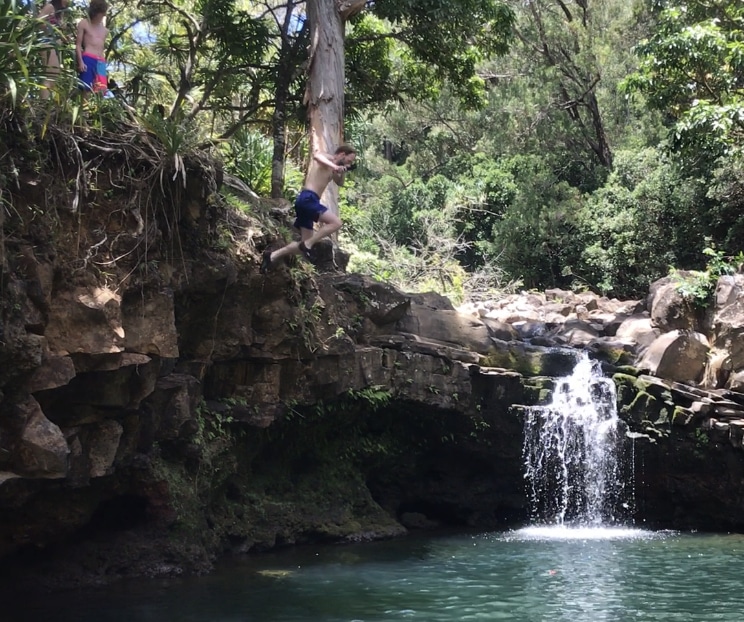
[623,0,744,159]
[366,0,515,109]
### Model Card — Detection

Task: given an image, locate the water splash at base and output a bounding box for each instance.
[507,525,658,541]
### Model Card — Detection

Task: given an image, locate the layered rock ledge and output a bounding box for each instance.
[2,154,744,589]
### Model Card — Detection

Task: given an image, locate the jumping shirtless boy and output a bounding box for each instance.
[261,144,357,272]
[76,0,109,95]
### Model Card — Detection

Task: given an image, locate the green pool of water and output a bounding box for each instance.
[7,528,744,621]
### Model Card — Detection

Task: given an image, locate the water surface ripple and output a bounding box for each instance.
[7,529,744,621]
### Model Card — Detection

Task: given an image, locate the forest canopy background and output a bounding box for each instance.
[2,0,744,303]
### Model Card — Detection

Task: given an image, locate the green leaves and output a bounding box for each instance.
[113,0,271,121]
[220,127,273,196]
[367,0,515,109]
[623,0,744,158]
[671,246,744,308]
[576,147,705,297]
[345,15,395,109]
[0,0,49,107]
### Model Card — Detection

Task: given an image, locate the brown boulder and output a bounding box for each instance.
[14,397,69,478]
[638,330,709,384]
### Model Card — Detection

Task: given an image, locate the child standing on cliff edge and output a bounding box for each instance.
[38,0,70,99]
[76,0,109,96]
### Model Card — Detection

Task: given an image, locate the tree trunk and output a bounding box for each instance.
[270,87,289,199]
[305,0,347,215]
[302,0,366,212]
[585,92,613,169]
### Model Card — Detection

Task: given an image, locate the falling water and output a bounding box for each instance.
[523,352,631,527]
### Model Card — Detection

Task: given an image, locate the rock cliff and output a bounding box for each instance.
[2,134,744,589]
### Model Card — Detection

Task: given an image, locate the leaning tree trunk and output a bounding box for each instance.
[304,0,366,215]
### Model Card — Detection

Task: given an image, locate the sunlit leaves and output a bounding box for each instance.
[577,147,703,295]
[0,0,50,106]
[113,0,271,121]
[219,127,273,195]
[623,0,744,158]
[345,15,395,107]
[368,0,515,109]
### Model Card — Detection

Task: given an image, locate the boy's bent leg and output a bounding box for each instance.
[297,227,317,262]
[305,212,342,249]
[270,240,301,263]
[268,226,313,264]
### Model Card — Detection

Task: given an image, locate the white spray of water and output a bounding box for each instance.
[523,352,630,527]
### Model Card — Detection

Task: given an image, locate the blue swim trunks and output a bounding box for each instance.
[293,189,327,230]
[79,52,107,92]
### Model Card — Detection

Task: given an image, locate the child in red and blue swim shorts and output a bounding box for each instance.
[75,0,109,94]
[79,53,107,93]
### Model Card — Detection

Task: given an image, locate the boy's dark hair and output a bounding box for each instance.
[89,0,108,18]
[334,144,356,156]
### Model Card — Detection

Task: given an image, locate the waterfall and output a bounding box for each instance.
[523,352,631,527]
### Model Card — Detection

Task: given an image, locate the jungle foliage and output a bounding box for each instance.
[2,0,744,301]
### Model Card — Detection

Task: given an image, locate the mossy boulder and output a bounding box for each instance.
[481,341,578,377]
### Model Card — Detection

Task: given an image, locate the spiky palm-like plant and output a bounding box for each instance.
[1,0,50,107]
